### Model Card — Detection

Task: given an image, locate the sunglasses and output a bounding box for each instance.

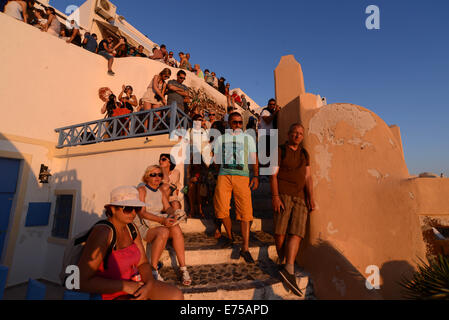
[179,76,186,80]
[231,121,243,125]
[148,173,163,178]
[120,206,142,214]
[160,157,168,162]
[209,114,215,116]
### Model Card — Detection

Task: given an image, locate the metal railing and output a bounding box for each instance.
[54,103,191,149]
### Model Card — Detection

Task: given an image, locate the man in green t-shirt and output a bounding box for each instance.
[213,112,259,263]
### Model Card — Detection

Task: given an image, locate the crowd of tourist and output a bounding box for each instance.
[2,0,254,115]
[3,1,313,299]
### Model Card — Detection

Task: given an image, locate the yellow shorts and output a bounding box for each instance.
[213,175,253,222]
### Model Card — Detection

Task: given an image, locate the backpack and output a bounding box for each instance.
[59,220,137,285]
[279,143,309,162]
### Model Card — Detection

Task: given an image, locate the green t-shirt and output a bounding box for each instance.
[214,132,257,177]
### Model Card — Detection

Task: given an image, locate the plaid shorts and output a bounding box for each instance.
[273,194,308,238]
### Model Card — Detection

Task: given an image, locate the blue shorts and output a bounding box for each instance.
[98,50,113,60]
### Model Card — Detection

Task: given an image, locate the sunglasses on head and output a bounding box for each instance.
[120,206,142,214]
[148,173,163,178]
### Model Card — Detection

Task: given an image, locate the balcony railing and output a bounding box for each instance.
[54,103,191,149]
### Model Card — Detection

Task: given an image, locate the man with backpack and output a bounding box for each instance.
[270,123,316,296]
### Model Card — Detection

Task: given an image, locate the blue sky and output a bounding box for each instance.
[50,0,449,176]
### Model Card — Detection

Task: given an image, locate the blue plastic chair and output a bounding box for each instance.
[0,265,8,300]
[26,279,46,300]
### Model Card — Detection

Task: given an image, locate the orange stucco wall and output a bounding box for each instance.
[274,55,448,299]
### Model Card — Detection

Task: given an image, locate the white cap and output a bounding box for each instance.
[106,186,146,207]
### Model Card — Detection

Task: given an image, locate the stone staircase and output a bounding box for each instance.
[153,179,315,300]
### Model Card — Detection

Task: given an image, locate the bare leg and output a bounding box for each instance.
[143,102,152,130]
[168,225,186,267]
[221,216,233,240]
[145,279,184,300]
[274,234,286,263]
[108,58,114,72]
[285,235,302,265]
[240,221,251,252]
[146,227,169,270]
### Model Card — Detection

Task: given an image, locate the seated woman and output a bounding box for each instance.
[159,153,183,211]
[134,165,192,286]
[43,7,61,37]
[77,185,183,300]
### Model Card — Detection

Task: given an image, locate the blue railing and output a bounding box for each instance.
[55,103,191,149]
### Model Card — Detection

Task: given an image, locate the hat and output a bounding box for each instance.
[106,186,146,207]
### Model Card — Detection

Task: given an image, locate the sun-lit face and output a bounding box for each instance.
[145,168,163,186]
[229,115,243,132]
[110,205,140,224]
[288,125,304,145]
[159,156,170,168]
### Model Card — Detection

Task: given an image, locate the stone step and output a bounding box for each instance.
[159,261,312,300]
[179,218,273,234]
[155,231,277,266]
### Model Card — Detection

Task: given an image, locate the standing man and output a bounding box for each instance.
[259,98,280,160]
[213,112,259,263]
[270,123,316,296]
[166,70,191,112]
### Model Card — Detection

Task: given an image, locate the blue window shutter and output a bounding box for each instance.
[25,203,52,227]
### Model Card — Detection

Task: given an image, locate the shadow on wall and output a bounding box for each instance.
[297,236,415,299]
[379,260,415,300]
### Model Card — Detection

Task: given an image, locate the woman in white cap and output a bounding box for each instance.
[77,185,183,300]
[135,165,191,286]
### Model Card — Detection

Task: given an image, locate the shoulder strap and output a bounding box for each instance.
[93,220,117,270]
[127,223,138,241]
[280,143,287,161]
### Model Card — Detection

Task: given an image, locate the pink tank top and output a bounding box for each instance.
[96,243,141,300]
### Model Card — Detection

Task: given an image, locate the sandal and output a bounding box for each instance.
[180,266,192,286]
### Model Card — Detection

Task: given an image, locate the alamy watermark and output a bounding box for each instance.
[365,265,380,290]
[365,5,380,30]
[168,128,279,176]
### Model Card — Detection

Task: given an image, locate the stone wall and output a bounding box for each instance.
[274,55,449,299]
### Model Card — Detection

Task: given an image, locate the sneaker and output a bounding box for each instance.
[152,269,164,281]
[107,70,115,76]
[279,268,302,296]
[179,266,191,286]
[240,250,255,264]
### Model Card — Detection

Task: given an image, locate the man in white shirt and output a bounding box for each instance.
[259,99,280,161]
